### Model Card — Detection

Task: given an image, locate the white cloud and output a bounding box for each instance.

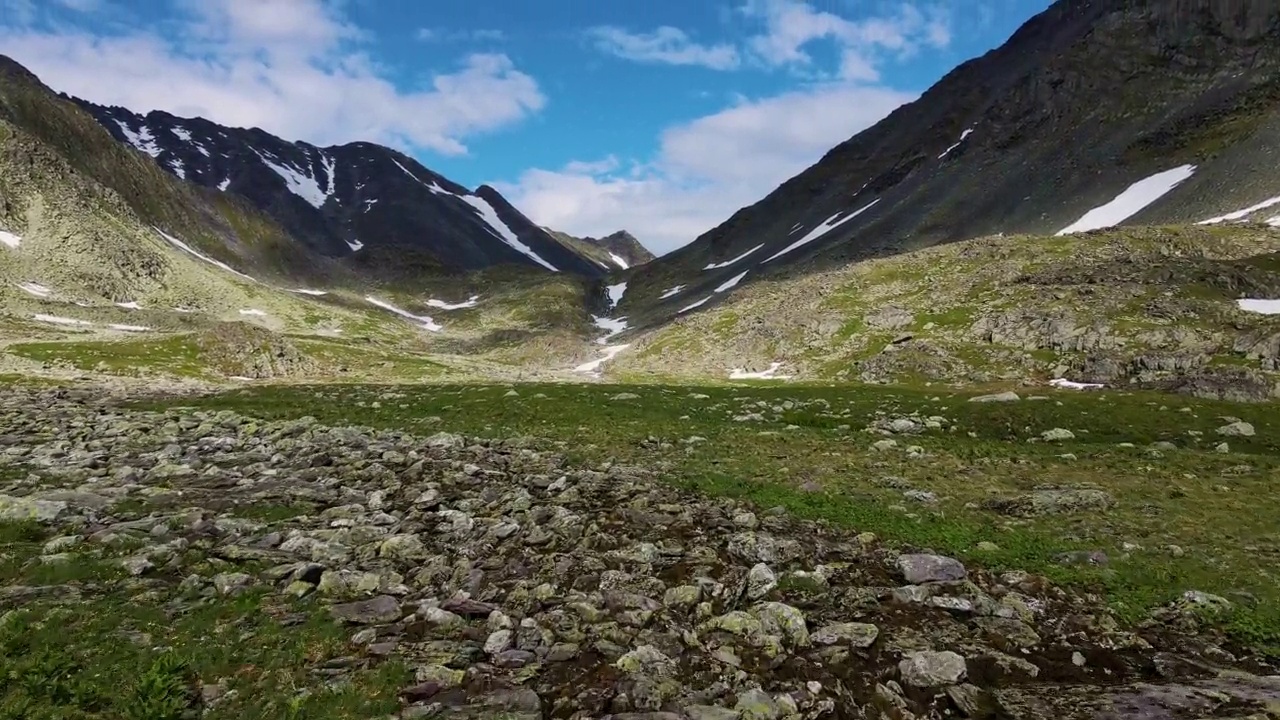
[741,0,951,81]
[417,27,506,42]
[586,26,740,70]
[53,0,104,12]
[0,0,544,155]
[496,83,915,255]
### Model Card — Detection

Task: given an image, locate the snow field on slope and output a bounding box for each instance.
[365,296,443,332]
[703,244,764,270]
[1056,165,1195,235]
[763,198,881,264]
[459,195,559,272]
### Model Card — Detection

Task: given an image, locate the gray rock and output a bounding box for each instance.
[745,563,777,600]
[1041,428,1075,441]
[330,595,401,625]
[896,553,967,584]
[811,622,879,648]
[0,495,68,522]
[899,650,967,687]
[970,391,1020,403]
[1217,421,1255,437]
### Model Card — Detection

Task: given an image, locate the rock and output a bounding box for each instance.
[872,439,898,452]
[616,645,675,675]
[1041,428,1075,441]
[0,495,68,522]
[896,553,967,584]
[984,488,1114,516]
[484,629,514,655]
[212,572,252,596]
[379,534,428,561]
[811,622,879,648]
[122,556,154,576]
[610,393,641,401]
[899,650,967,688]
[753,602,810,647]
[1217,421,1255,437]
[735,688,780,720]
[970,391,1020,403]
[330,595,401,625]
[745,563,777,600]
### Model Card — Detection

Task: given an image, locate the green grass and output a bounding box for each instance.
[136,380,1280,657]
[0,520,409,720]
[8,336,208,378]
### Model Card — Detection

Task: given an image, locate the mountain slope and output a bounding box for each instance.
[545,229,656,271]
[631,0,1280,322]
[70,96,605,277]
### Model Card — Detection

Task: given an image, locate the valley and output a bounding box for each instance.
[4,0,1280,717]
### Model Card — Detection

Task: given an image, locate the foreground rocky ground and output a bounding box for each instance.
[2,385,1279,719]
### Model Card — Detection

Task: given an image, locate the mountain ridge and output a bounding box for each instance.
[67,93,607,278]
[627,0,1280,326]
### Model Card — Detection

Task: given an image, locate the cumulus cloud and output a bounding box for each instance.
[495,83,915,255]
[417,27,506,42]
[0,0,544,155]
[586,26,741,70]
[740,0,952,80]
[500,1,948,255]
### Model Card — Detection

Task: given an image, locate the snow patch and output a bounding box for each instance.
[729,362,792,380]
[938,127,975,159]
[364,198,379,213]
[156,228,255,281]
[704,243,764,270]
[33,314,91,326]
[426,296,479,310]
[170,126,192,142]
[173,307,195,313]
[239,309,266,317]
[346,239,365,252]
[574,344,629,375]
[1049,378,1104,390]
[254,150,328,208]
[659,285,685,300]
[17,282,51,298]
[116,120,161,157]
[365,296,443,332]
[606,281,628,310]
[1056,165,1196,235]
[592,316,629,345]
[714,271,749,293]
[290,289,328,296]
[108,324,151,332]
[116,301,141,310]
[678,296,712,314]
[217,178,231,192]
[788,223,803,235]
[764,198,881,263]
[608,252,630,269]
[1197,194,1280,225]
[1237,298,1280,315]
[170,158,185,179]
[1269,215,1280,228]
[459,195,559,271]
[0,230,20,248]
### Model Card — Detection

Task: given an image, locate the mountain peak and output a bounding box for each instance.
[60,93,606,277]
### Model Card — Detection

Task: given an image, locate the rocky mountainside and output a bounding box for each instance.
[546,229,656,271]
[631,0,1280,321]
[70,95,605,277]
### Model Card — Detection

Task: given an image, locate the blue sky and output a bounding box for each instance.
[0,0,1052,253]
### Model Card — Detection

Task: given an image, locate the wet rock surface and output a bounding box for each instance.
[1,386,1277,719]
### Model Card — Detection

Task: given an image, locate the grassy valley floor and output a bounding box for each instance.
[4,376,1280,720]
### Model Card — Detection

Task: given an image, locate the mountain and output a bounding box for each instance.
[70,97,606,278]
[544,229,655,271]
[627,0,1280,323]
